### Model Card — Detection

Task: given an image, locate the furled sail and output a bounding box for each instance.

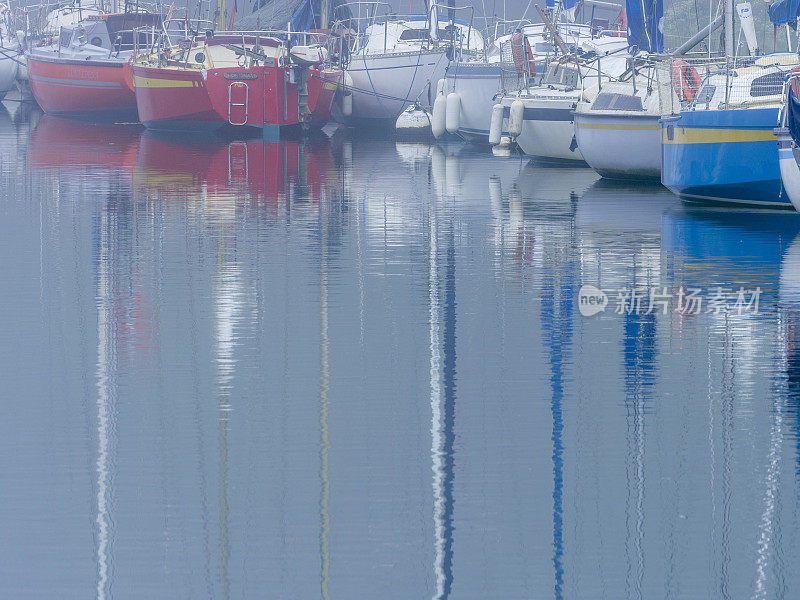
[625,0,663,52]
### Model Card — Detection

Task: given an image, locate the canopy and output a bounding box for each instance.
[234,0,337,31]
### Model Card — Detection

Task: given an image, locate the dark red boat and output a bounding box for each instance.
[131,33,341,135]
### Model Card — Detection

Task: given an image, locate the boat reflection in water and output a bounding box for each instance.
[14,108,800,597]
[132,132,336,207]
[27,114,339,210]
[660,207,800,597]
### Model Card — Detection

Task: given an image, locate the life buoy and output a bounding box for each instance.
[671,60,702,103]
[510,33,535,78]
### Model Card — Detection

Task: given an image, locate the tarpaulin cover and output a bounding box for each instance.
[626,0,663,52]
[769,0,800,26]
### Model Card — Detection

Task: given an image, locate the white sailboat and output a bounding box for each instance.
[494,33,630,161]
[441,3,622,144]
[339,1,483,122]
[0,3,21,100]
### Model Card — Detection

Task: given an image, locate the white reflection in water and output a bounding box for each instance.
[95,207,115,600]
[429,193,446,600]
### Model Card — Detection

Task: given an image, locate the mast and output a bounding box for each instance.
[724,0,734,104]
[321,0,331,29]
[724,0,734,59]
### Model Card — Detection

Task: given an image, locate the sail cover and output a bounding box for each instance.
[626,0,663,52]
[233,0,341,31]
[769,0,800,26]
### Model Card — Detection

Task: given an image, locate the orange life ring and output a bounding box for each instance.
[671,60,702,103]
[510,32,535,78]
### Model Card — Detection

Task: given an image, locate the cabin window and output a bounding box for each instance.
[750,71,785,97]
[694,84,716,104]
[60,29,71,47]
[534,42,553,53]
[399,28,449,41]
[591,93,643,111]
[543,64,579,89]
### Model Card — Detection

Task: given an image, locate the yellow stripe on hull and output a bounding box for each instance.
[574,122,659,131]
[132,75,200,88]
[661,127,776,144]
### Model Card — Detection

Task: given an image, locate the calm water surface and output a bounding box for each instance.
[2,102,800,599]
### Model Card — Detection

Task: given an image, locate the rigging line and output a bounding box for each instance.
[0,46,25,66]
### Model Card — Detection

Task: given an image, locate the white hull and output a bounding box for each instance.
[445,62,504,143]
[0,49,19,96]
[346,50,449,120]
[504,96,583,162]
[573,112,661,179]
[776,128,800,211]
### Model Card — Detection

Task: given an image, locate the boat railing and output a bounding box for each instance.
[777,75,794,129]
[333,0,478,59]
[652,54,791,113]
[132,27,341,71]
[491,18,535,41]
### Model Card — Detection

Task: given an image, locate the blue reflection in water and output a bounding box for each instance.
[623,310,656,600]
[539,226,575,600]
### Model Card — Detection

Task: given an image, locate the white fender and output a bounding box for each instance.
[341,72,353,117]
[776,127,800,211]
[489,103,504,146]
[395,105,431,133]
[508,98,525,139]
[445,92,461,134]
[436,78,447,97]
[342,92,353,117]
[432,92,447,139]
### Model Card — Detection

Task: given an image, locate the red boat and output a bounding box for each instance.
[131,33,342,135]
[26,12,163,118]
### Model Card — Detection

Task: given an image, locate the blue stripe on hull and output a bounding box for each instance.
[661,108,792,208]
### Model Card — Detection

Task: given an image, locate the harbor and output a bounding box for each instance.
[3,0,800,596]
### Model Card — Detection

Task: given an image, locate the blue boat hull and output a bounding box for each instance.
[660,107,793,209]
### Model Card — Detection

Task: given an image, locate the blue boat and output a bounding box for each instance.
[661,103,791,208]
[659,0,800,208]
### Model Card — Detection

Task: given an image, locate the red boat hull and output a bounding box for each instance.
[27,56,138,119]
[132,61,340,132]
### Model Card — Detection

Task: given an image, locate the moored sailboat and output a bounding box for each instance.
[26,10,164,118]
[494,30,630,162]
[572,0,668,179]
[130,31,341,135]
[441,2,623,145]
[338,2,484,123]
[659,0,799,208]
